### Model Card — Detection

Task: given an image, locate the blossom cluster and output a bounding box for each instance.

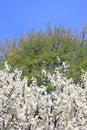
[0,62,87,130]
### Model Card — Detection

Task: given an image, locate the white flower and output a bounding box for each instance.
[4,61,11,71]
[0,61,87,129]
[42,68,46,77]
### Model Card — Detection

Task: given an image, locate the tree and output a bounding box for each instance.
[1,25,87,85]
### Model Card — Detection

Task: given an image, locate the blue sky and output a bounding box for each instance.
[0,0,87,42]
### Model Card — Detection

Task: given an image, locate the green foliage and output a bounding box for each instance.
[1,25,87,85]
[46,82,55,93]
[0,56,5,70]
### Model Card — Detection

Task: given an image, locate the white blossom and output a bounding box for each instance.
[0,62,87,129]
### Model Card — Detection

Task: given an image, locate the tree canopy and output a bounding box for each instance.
[1,25,87,85]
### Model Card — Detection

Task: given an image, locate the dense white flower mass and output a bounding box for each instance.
[0,62,87,130]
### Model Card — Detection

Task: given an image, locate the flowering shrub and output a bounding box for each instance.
[0,62,87,130]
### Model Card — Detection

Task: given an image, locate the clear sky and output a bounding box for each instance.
[0,0,87,42]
